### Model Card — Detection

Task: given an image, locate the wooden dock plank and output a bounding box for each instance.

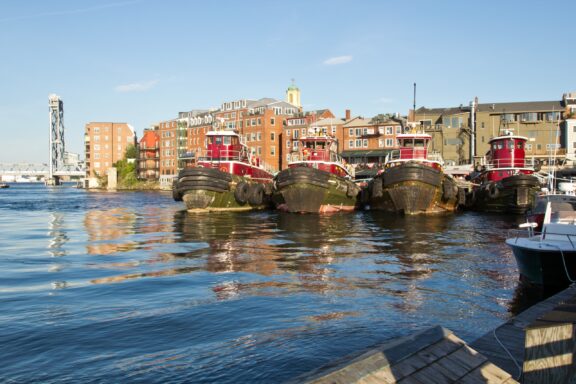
[470,285,576,383]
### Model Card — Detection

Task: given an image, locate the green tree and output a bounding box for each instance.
[125,144,138,160]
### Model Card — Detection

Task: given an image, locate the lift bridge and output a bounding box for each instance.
[47,94,85,185]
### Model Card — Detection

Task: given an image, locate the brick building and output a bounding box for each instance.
[137,128,160,180]
[84,122,136,181]
[412,96,568,166]
[341,112,403,165]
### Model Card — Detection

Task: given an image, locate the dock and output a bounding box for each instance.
[471,284,576,383]
[294,284,576,383]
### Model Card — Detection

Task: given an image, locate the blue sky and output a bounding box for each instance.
[1,0,574,163]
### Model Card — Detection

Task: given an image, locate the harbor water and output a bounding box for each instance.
[0,184,548,383]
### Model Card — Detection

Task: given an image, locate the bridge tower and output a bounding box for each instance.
[48,94,65,185]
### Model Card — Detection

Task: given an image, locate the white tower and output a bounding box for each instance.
[285,79,301,109]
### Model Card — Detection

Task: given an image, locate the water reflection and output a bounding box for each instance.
[84,208,138,255]
[48,213,68,257]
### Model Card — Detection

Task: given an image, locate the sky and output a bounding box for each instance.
[1,0,574,164]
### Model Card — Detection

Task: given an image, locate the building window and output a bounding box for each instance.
[293,130,299,139]
[386,138,394,147]
[378,139,384,148]
[270,118,275,125]
[331,126,336,135]
[363,139,368,147]
[537,144,542,150]
[286,140,291,148]
[271,132,275,141]
[293,141,299,150]
[396,126,402,134]
[257,118,261,125]
[94,144,100,151]
[349,128,354,137]
[348,140,354,148]
[271,146,275,156]
[386,126,393,135]
[355,139,363,148]
[94,135,100,142]
[93,127,100,133]
[257,132,262,141]
[257,146,262,155]
[286,129,291,137]
[526,144,532,150]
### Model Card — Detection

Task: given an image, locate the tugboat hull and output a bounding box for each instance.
[273,166,359,213]
[368,162,459,214]
[469,174,540,214]
[175,167,271,212]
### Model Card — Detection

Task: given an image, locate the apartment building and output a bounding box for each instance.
[158,119,178,179]
[84,122,136,180]
[280,110,337,170]
[413,97,566,165]
[137,128,160,180]
[341,113,403,165]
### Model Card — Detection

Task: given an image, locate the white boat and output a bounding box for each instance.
[506,202,576,287]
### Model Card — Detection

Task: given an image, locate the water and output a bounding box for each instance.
[0,184,547,383]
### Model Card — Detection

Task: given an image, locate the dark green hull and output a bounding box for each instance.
[366,162,460,215]
[273,166,360,213]
[468,174,540,214]
[174,167,272,212]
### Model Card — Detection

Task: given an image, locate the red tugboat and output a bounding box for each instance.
[366,131,461,214]
[173,129,274,212]
[467,131,540,214]
[273,129,360,213]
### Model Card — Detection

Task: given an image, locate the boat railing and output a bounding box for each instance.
[386,149,439,163]
[197,149,245,162]
[508,222,576,248]
[485,157,536,169]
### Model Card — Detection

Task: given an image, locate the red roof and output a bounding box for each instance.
[140,130,159,147]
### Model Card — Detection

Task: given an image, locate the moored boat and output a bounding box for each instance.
[272,129,360,213]
[365,131,461,214]
[0,183,8,189]
[467,131,540,214]
[173,129,274,212]
[506,202,576,287]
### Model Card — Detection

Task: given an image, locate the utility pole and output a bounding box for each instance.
[470,97,477,162]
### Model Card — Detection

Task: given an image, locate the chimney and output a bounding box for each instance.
[345,109,351,120]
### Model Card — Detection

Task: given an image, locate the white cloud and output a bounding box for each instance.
[115,80,159,93]
[323,55,353,66]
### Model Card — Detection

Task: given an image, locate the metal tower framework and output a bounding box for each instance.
[48,94,65,181]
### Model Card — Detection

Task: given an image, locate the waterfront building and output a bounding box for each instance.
[214,97,299,172]
[341,111,403,166]
[281,110,337,170]
[412,95,569,166]
[157,119,178,184]
[137,128,160,180]
[84,122,136,183]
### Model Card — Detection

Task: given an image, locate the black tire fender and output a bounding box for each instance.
[248,183,265,206]
[488,184,500,199]
[234,181,249,204]
[371,178,383,198]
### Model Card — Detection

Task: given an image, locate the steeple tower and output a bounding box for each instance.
[285,79,301,109]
